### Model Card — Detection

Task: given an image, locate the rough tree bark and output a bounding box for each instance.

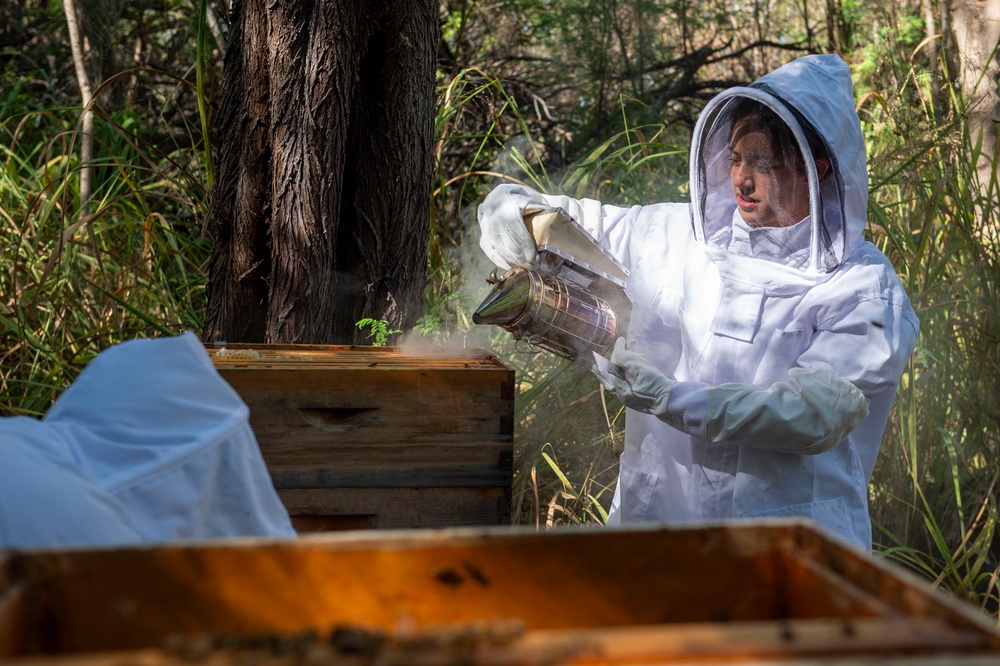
[950,0,1000,190]
[204,0,437,344]
[62,0,94,220]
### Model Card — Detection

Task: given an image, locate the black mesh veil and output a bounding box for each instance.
[690,88,847,274]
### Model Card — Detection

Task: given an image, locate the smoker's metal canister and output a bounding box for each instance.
[472,267,617,360]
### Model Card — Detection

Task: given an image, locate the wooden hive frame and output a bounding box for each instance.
[208,343,516,531]
[1,522,1000,664]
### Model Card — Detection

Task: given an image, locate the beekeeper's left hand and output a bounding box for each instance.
[606,338,676,418]
[605,338,868,456]
[705,368,869,454]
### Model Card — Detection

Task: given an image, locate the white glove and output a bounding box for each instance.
[604,335,869,456]
[477,184,546,270]
[706,367,869,455]
[605,338,675,418]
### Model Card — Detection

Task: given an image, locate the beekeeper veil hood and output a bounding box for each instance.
[689,54,867,275]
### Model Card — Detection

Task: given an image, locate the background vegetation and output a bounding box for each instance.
[2,0,997,618]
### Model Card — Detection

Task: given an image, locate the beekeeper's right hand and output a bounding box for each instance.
[477,184,547,271]
[606,338,676,417]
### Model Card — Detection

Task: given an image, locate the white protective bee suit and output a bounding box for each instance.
[478,55,919,550]
[0,332,295,550]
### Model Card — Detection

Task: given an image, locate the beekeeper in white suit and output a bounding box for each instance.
[0,332,295,549]
[478,54,919,550]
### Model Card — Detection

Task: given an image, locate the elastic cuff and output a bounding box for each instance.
[661,381,709,438]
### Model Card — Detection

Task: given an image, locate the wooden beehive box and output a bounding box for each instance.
[2,522,999,664]
[207,343,515,531]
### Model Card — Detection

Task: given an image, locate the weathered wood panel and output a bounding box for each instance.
[277,487,510,531]
[2,522,1000,664]
[208,344,515,529]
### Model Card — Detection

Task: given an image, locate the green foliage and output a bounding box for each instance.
[355,318,403,346]
[534,444,612,526]
[439,0,825,171]
[874,456,999,613]
[853,7,925,100]
[859,37,1000,615]
[0,93,212,414]
[0,1,219,415]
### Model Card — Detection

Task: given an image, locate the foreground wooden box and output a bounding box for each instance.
[1,522,999,664]
[207,344,515,531]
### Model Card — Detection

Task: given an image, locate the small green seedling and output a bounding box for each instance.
[356,318,402,346]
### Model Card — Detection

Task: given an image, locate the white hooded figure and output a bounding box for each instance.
[477,54,919,550]
[0,332,295,550]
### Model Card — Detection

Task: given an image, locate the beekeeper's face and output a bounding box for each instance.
[728,118,810,228]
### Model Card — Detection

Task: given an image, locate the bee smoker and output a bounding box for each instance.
[472,208,630,362]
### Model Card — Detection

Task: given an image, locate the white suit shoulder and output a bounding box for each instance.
[817,242,919,326]
[798,243,919,396]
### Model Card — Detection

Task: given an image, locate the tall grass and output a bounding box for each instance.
[0,72,212,416]
[864,51,1000,615]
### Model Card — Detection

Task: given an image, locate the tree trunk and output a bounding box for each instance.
[922,0,941,108]
[949,0,1000,193]
[204,0,437,344]
[62,0,94,220]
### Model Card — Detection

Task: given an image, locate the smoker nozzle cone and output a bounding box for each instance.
[473,270,531,326]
